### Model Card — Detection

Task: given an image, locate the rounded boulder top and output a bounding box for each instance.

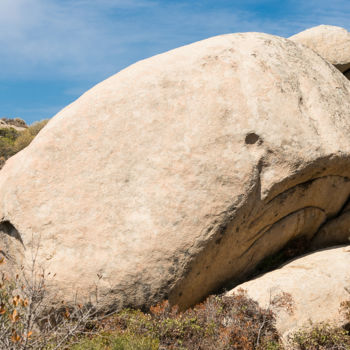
[0,32,350,310]
[290,25,350,77]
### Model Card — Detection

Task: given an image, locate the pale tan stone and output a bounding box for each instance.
[0,32,350,310]
[0,118,27,131]
[290,25,350,78]
[227,246,350,340]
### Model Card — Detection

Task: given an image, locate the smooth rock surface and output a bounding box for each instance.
[0,32,350,310]
[226,246,350,339]
[290,25,350,78]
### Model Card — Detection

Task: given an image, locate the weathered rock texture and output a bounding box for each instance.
[311,201,350,249]
[290,25,350,79]
[0,32,350,310]
[227,246,350,339]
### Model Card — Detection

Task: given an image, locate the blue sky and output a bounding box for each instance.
[1,0,349,124]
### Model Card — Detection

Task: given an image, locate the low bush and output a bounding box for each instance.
[289,294,350,350]
[1,246,350,350]
[290,323,350,350]
[0,127,19,159]
[12,120,49,155]
[70,332,159,350]
[72,292,281,350]
[0,252,99,350]
[0,253,282,350]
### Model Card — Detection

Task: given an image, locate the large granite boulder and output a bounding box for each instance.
[0,32,350,310]
[226,246,350,339]
[290,25,350,79]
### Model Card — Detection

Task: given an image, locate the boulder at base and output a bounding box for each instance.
[226,246,350,340]
[0,32,350,310]
[290,25,350,79]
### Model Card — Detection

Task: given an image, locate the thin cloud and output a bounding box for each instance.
[1,0,349,124]
[0,0,348,82]
[0,0,148,79]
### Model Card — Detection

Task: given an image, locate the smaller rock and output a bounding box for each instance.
[226,246,350,340]
[290,25,350,78]
[311,203,350,249]
[0,118,28,131]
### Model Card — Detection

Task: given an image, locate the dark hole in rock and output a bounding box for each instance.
[245,133,260,145]
[0,220,24,245]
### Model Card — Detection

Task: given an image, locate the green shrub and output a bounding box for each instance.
[0,127,20,159]
[0,119,49,168]
[70,332,159,350]
[0,127,19,141]
[77,292,281,350]
[290,323,350,349]
[0,137,16,159]
[1,246,349,350]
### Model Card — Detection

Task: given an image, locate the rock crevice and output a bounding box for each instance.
[170,174,350,308]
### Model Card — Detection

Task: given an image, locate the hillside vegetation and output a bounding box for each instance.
[0,118,48,169]
[0,259,349,350]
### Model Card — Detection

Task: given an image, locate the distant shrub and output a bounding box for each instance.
[0,127,19,159]
[12,132,34,155]
[0,119,49,169]
[13,119,49,154]
[0,127,20,141]
[0,156,5,168]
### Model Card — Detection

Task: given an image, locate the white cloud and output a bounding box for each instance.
[0,0,348,82]
[0,0,149,79]
[1,0,349,124]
